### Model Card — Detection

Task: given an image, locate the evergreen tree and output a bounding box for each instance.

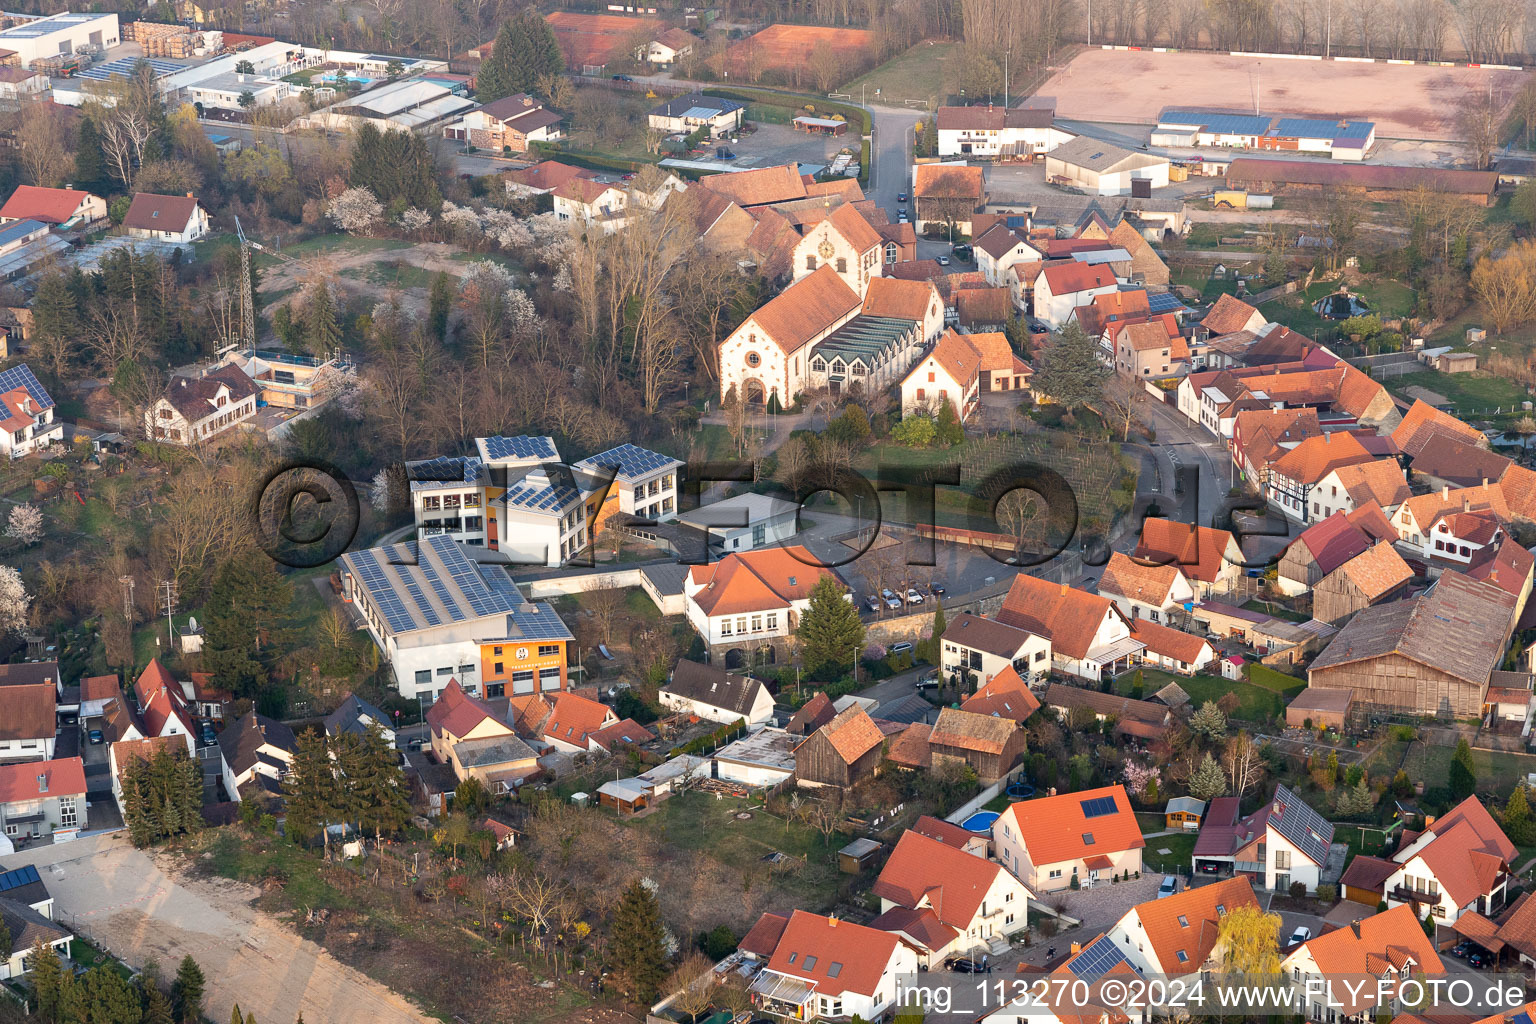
[143,984,175,1024]
[121,756,155,847]
[428,271,452,342]
[1188,700,1227,740]
[202,552,292,697]
[30,938,63,1022]
[304,285,341,358]
[475,19,527,103]
[347,724,410,844]
[1188,753,1228,801]
[57,970,84,1024]
[284,731,339,856]
[1449,738,1477,801]
[75,116,107,187]
[172,956,205,1024]
[350,123,441,209]
[918,598,946,665]
[28,272,82,384]
[80,964,141,1024]
[1031,322,1109,411]
[1507,785,1536,845]
[610,880,669,1004]
[935,399,964,446]
[796,575,866,681]
[232,1004,246,1024]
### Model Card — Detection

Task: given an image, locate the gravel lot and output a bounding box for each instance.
[6,833,433,1024]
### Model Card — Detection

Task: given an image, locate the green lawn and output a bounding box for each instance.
[1334,823,1392,860]
[1246,663,1305,696]
[1399,742,1536,798]
[1242,599,1306,622]
[1387,370,1527,418]
[67,939,133,980]
[1260,277,1418,339]
[1142,833,1196,873]
[841,41,962,108]
[1169,265,1241,301]
[626,791,844,909]
[1115,668,1299,722]
[1135,811,1167,833]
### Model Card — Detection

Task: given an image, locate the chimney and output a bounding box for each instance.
[1442,485,1450,499]
[828,915,838,927]
[186,192,195,199]
[64,183,72,190]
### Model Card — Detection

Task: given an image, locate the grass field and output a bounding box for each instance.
[1115,667,1300,722]
[627,791,845,909]
[1334,823,1391,860]
[1387,370,1527,417]
[841,40,961,108]
[1364,737,1536,802]
[1169,265,1242,302]
[1142,833,1196,873]
[1259,277,1418,339]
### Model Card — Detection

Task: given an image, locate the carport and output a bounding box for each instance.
[793,115,847,136]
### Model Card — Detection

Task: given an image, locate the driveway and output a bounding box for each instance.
[1018,873,1169,969]
[4,833,433,1024]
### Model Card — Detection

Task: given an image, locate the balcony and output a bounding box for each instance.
[1392,885,1438,905]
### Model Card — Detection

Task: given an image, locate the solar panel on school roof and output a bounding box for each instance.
[575,443,677,480]
[0,364,54,411]
[482,435,558,460]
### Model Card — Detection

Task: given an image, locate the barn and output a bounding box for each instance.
[1045,136,1170,196]
[1225,159,1498,206]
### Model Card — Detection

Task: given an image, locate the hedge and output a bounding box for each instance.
[669,717,748,758]
[702,86,872,134]
[525,142,655,173]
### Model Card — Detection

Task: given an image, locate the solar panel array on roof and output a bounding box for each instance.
[1159,110,1271,136]
[416,551,466,621]
[574,443,679,480]
[1266,783,1334,865]
[0,864,41,892]
[408,455,482,485]
[1270,118,1374,141]
[1067,935,1141,981]
[502,478,579,512]
[1081,795,1118,818]
[482,435,559,461]
[77,57,185,81]
[0,364,55,412]
[349,548,418,634]
[429,534,506,618]
[1147,292,1188,315]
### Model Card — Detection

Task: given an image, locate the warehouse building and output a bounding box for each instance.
[0,12,118,66]
[1153,110,1375,161]
[1045,136,1170,196]
[1225,159,1497,205]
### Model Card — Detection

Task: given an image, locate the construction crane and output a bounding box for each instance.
[231,214,322,355]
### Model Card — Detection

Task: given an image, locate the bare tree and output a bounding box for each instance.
[1222,732,1266,797]
[1458,90,1499,170]
[667,951,719,1023]
[15,101,74,187]
[583,577,626,645]
[99,108,156,186]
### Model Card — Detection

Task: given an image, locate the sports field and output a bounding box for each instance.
[1035,49,1528,141]
[724,23,875,76]
[546,11,656,71]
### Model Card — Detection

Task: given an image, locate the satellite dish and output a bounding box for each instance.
[188,616,199,632]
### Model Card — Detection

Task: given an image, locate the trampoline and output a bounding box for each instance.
[1006,782,1035,799]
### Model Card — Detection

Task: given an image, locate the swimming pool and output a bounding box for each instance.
[960,811,1000,833]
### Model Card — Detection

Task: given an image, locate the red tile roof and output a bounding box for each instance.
[912,164,984,200]
[740,911,790,957]
[911,813,982,850]
[541,691,615,747]
[1041,261,1115,296]
[588,718,654,749]
[1269,430,1375,486]
[1202,293,1263,335]
[697,163,806,207]
[873,830,1008,930]
[960,666,1041,722]
[0,757,85,804]
[1001,784,1144,864]
[1297,905,1443,1013]
[763,910,903,998]
[1129,620,1213,667]
[1392,399,1487,459]
[1134,876,1259,973]
[503,160,597,192]
[79,674,121,703]
[806,705,884,764]
[688,545,842,616]
[995,577,1121,660]
[861,276,939,322]
[426,679,506,741]
[885,722,932,768]
[1134,520,1238,586]
[0,185,92,225]
[122,192,200,233]
[132,659,194,739]
[1397,796,1516,907]
[1098,550,1185,606]
[746,264,862,355]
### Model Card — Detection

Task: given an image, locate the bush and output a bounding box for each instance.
[1289,881,1306,899]
[1315,884,1337,905]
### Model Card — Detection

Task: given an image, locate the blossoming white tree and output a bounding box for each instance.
[397,207,433,231]
[4,503,42,546]
[0,565,30,634]
[327,187,383,233]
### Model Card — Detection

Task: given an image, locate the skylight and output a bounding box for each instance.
[1177,916,1188,928]
[803,955,817,971]
[827,962,842,978]
[1082,833,1095,845]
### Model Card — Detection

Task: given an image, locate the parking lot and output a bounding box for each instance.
[729,121,860,173]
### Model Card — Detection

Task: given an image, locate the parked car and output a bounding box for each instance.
[200,721,216,745]
[946,956,989,974]
[916,671,940,690]
[897,192,908,202]
[897,212,909,223]
[1467,949,1494,969]
[889,641,914,656]
[1157,876,1178,898]
[880,588,902,610]
[936,255,951,266]
[1288,927,1311,946]
[1449,941,1475,959]
[87,729,103,745]
[611,74,634,82]
[904,588,925,605]
[929,581,946,595]
[866,595,882,613]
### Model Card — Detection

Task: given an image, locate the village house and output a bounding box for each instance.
[1308,569,1516,720]
[1107,876,1259,975]
[899,328,982,422]
[1405,433,1511,492]
[1133,519,1246,599]
[995,784,1144,891]
[935,104,1071,158]
[995,576,1142,681]
[1130,619,1217,676]
[1312,541,1414,627]
[1266,431,1377,524]
[659,659,775,728]
[0,665,55,763]
[1113,316,1188,379]
[910,813,990,857]
[0,757,85,842]
[131,659,196,755]
[912,163,985,236]
[959,666,1042,723]
[1199,293,1267,338]
[1283,904,1443,1022]
[973,223,1042,287]
[1097,551,1196,624]
[1033,262,1119,329]
[1191,785,1335,893]
[869,830,1032,966]
[107,735,190,819]
[1276,504,1398,597]
[536,691,619,754]
[0,894,71,982]
[0,364,61,459]
[861,275,946,346]
[1309,458,1411,522]
[323,693,396,746]
[927,707,1027,784]
[146,364,260,445]
[941,613,1051,689]
[502,160,597,196]
[1381,795,1516,923]
[551,177,628,232]
[443,92,562,152]
[646,92,743,137]
[122,192,209,243]
[0,184,106,229]
[977,933,1146,1024]
[1392,398,1489,461]
[684,545,843,665]
[427,680,540,789]
[793,705,884,790]
[338,533,573,699]
[1044,683,1172,741]
[745,909,919,1021]
[1394,484,1510,566]
[644,27,698,64]
[1109,219,1170,286]
[217,712,296,800]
